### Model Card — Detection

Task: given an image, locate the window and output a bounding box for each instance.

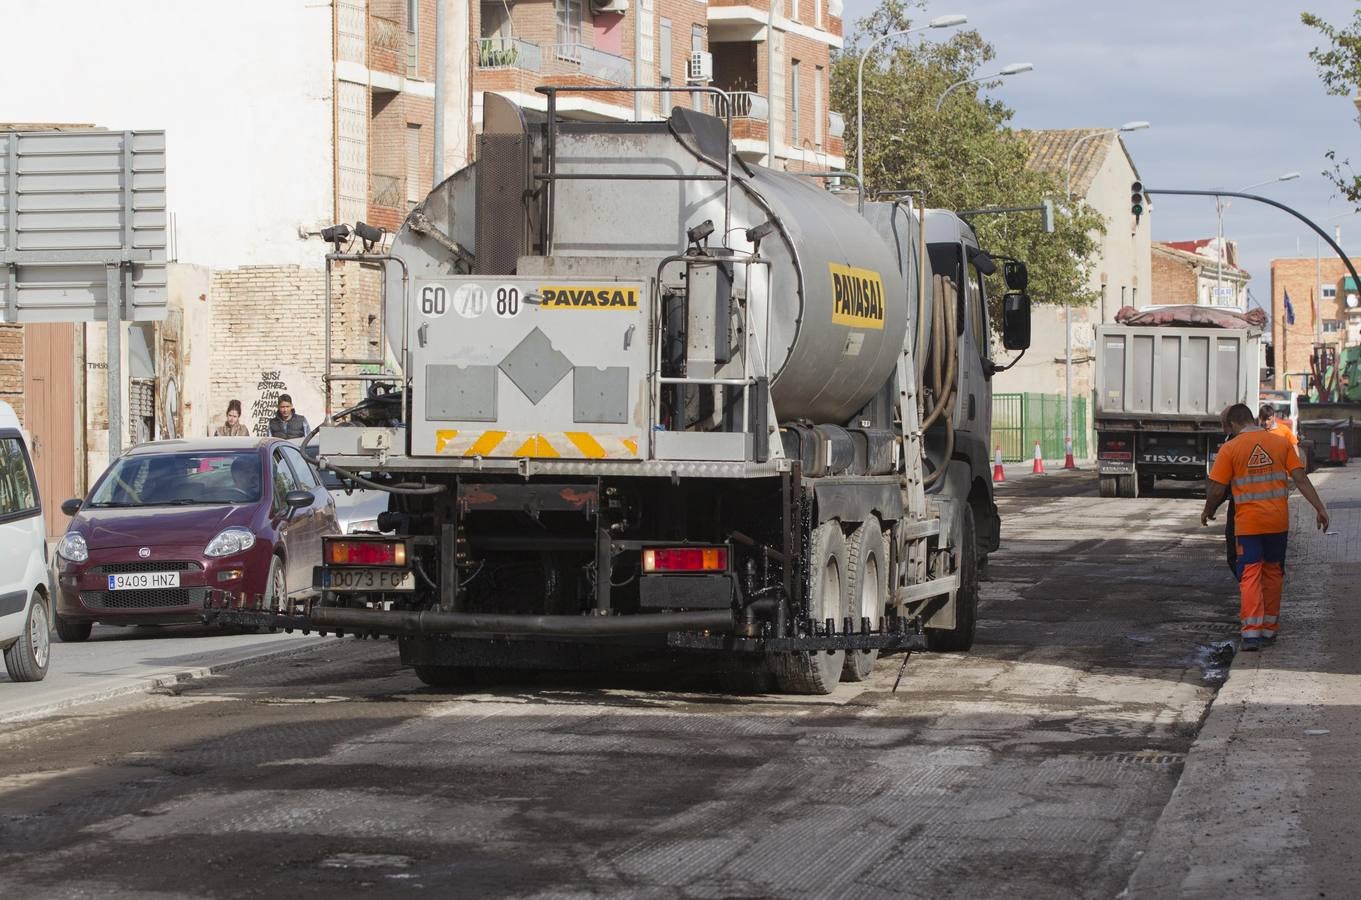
[814,0,822,28]
[272,449,302,512]
[790,59,801,144]
[813,65,824,146]
[87,451,263,507]
[967,258,988,354]
[692,25,705,109]
[406,123,422,208]
[659,18,673,115]
[1322,284,1338,300]
[788,0,798,21]
[282,446,321,491]
[1324,319,1344,334]
[407,0,419,77]
[0,437,38,521]
[555,0,581,48]
[480,1,510,41]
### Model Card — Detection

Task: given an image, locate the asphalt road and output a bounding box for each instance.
[0,470,1242,898]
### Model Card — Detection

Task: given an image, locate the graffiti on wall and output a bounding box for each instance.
[250,370,288,437]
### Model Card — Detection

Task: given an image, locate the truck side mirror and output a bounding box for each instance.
[1002,292,1031,350]
[1003,260,1029,292]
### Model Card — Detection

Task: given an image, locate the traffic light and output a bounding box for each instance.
[1130,181,1145,223]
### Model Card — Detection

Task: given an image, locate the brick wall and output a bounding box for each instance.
[1270,256,1360,389]
[0,324,22,419]
[1150,247,1198,305]
[368,91,435,231]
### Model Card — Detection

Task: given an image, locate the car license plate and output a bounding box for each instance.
[324,569,415,592]
[108,571,181,590]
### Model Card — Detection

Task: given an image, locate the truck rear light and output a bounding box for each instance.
[642,547,728,573]
[326,540,407,567]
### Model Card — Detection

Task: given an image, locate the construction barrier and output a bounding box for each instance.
[993,393,1089,462]
[992,446,1006,483]
[1031,440,1046,475]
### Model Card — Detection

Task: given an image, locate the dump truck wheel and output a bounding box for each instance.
[1099,476,1119,498]
[770,520,847,695]
[925,507,978,653]
[842,519,888,682]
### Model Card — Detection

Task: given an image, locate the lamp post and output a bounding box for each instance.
[1217,172,1299,306]
[933,62,1033,112]
[1058,121,1149,465]
[855,14,967,186]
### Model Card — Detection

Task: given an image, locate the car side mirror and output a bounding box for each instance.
[285,490,314,510]
[61,498,82,517]
[1002,292,1031,351]
[1003,260,1029,292]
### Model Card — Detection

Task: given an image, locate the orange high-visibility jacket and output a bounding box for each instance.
[1209,428,1301,535]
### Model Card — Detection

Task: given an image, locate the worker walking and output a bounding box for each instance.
[1201,403,1329,650]
[1259,404,1299,447]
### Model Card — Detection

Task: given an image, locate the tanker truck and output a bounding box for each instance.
[229,91,1031,694]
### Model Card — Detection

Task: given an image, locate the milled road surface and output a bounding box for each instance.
[0,472,1240,898]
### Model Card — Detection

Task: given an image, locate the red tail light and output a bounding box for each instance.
[326,540,407,567]
[642,547,728,573]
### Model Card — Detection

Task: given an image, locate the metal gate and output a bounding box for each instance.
[992,392,1088,462]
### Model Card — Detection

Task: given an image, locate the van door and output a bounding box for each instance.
[0,430,43,639]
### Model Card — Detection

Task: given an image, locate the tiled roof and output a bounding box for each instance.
[1023,129,1136,199]
[1153,240,1250,276]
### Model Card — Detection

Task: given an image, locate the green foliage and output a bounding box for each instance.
[832,0,1105,315]
[1302,9,1361,206]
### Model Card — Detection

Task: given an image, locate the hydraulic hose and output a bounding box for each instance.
[921,276,958,432]
[297,398,448,496]
[311,605,736,637]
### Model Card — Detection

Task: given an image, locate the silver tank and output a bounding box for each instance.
[384,98,918,425]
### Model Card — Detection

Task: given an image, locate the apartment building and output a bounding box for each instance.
[472,0,846,170]
[1150,239,1251,308]
[1270,256,1361,392]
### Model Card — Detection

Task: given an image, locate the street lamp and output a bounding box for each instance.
[1216,172,1301,306]
[1058,120,1149,467]
[933,62,1033,112]
[1063,121,1149,200]
[855,14,967,186]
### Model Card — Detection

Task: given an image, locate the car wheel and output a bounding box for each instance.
[4,592,51,682]
[55,615,92,643]
[263,554,287,613]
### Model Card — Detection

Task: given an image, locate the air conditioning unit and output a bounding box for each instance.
[590,0,628,13]
[687,51,713,84]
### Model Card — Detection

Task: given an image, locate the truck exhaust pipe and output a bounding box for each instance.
[310,606,737,637]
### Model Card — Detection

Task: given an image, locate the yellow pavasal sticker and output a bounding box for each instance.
[538,285,640,310]
[828,263,886,330]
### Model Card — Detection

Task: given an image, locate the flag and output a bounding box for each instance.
[1284,289,1296,325]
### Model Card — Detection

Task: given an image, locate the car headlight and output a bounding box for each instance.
[57,532,88,563]
[205,527,257,558]
[346,518,379,534]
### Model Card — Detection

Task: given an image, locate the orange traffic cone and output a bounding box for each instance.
[1330,431,1343,462]
[992,446,1006,483]
[1031,440,1046,475]
[1338,430,1349,463]
[1063,436,1077,470]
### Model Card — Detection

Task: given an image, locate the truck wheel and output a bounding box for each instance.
[3,592,50,682]
[1117,474,1138,498]
[925,507,978,653]
[1099,476,1119,498]
[55,615,92,643]
[414,665,477,688]
[769,520,847,695]
[842,520,888,682]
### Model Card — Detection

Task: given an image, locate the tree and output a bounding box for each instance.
[1302,9,1361,206]
[832,0,1105,319]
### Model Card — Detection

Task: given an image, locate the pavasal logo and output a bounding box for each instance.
[829,263,886,330]
[539,285,639,310]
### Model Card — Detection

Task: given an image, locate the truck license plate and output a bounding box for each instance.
[325,569,415,592]
[108,572,181,590]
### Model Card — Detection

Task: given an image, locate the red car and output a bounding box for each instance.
[52,437,338,642]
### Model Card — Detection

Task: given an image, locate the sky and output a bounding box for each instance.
[838,0,1361,308]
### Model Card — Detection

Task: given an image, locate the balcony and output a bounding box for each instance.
[369,15,406,76]
[475,38,632,86]
[371,173,404,210]
[708,91,769,120]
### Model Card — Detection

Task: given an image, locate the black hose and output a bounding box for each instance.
[311,606,736,637]
[296,398,447,496]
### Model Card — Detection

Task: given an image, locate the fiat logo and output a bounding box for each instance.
[138,547,151,559]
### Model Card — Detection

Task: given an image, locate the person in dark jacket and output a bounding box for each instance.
[268,394,309,440]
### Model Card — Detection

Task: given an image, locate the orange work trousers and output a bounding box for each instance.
[1236,532,1287,639]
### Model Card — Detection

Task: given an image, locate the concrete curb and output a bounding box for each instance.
[0,637,329,725]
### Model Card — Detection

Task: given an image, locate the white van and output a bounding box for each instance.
[0,401,51,681]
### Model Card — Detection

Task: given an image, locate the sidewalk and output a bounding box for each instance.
[1125,464,1361,898]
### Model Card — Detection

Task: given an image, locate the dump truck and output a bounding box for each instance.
[213,91,1032,694]
[1094,308,1261,498]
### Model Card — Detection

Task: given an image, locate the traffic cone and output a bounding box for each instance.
[1031,440,1046,475]
[1330,431,1343,462]
[1338,430,1349,463]
[992,446,1006,483]
[1063,436,1077,470]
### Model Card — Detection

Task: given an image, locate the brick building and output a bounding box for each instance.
[472,0,845,169]
[1151,239,1250,308]
[1269,255,1361,392]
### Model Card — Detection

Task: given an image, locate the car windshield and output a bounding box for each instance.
[86,450,264,507]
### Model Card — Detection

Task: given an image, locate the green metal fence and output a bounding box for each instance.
[992,392,1088,462]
